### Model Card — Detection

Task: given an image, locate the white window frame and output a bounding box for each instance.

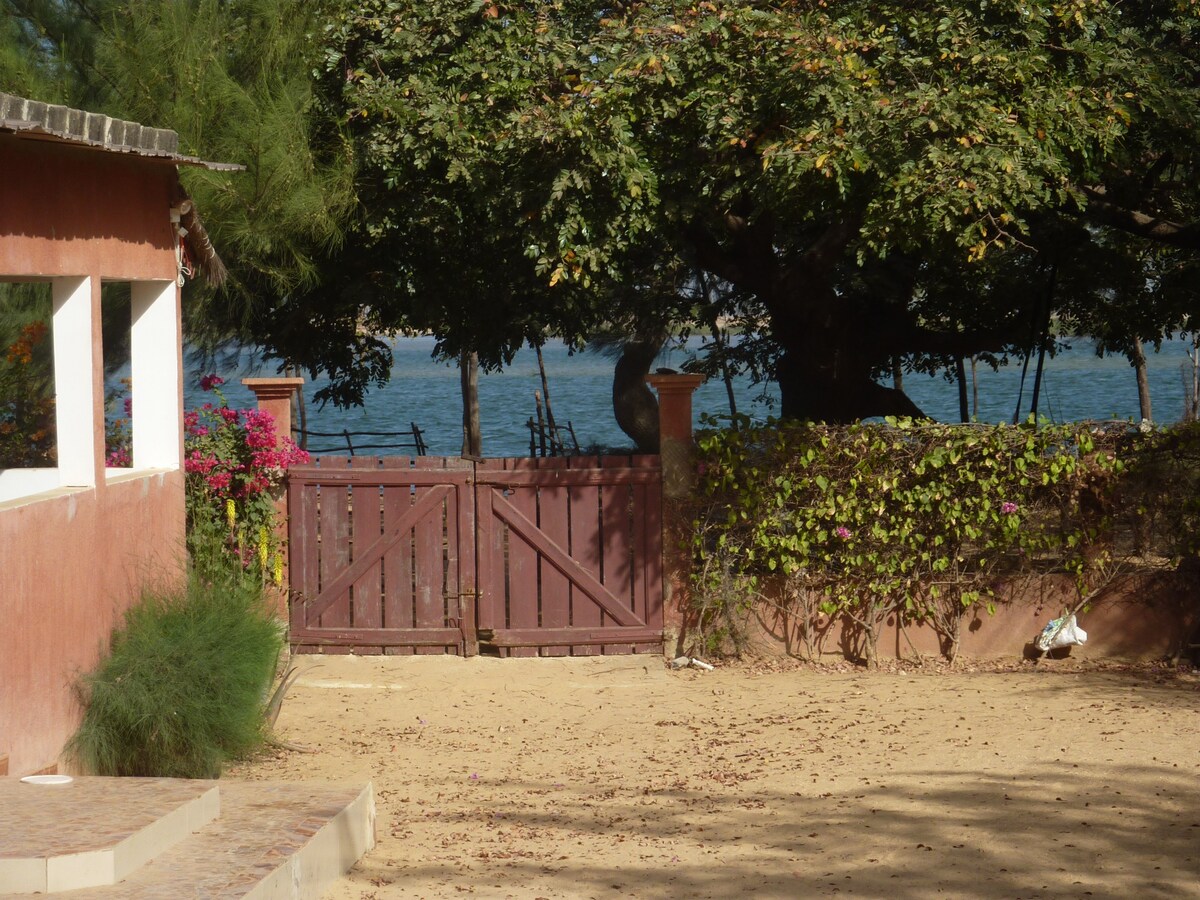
[120,279,180,474]
[0,276,180,505]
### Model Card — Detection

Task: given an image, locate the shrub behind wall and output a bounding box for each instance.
[690,417,1136,665]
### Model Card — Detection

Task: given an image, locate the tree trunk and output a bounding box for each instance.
[612,332,666,452]
[1188,339,1200,422]
[971,356,979,420]
[759,241,930,423]
[775,348,926,423]
[698,272,739,424]
[689,217,1011,423]
[286,365,308,450]
[460,349,481,457]
[955,356,969,423]
[535,344,559,442]
[1132,337,1152,424]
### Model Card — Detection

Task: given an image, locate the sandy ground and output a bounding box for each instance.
[229,655,1200,899]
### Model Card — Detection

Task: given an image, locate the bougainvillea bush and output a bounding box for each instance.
[185,376,309,578]
[690,417,1129,665]
[105,381,133,468]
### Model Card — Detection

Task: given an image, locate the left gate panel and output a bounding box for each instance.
[287,456,476,655]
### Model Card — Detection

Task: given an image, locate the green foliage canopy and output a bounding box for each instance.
[7,1,1200,416]
[324,0,1200,419]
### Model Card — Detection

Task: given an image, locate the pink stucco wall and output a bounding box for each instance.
[0,473,185,773]
[0,140,178,280]
[0,135,186,775]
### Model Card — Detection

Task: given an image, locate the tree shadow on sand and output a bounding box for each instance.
[350,763,1199,898]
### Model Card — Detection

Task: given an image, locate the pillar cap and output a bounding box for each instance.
[242,377,304,400]
[646,373,705,393]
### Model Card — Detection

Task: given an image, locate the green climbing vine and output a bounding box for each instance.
[690,417,1129,665]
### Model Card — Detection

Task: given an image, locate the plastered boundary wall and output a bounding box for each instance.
[718,571,1198,663]
[0,137,186,775]
[645,380,1199,665]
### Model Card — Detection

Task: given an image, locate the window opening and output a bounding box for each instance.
[0,282,55,469]
[102,283,133,468]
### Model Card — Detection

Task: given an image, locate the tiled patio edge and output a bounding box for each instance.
[244,782,376,900]
[111,785,220,883]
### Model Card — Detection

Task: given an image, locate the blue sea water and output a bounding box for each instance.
[188,336,1200,457]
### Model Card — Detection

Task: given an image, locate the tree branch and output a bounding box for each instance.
[878,322,1017,358]
[801,217,861,274]
[1077,186,1200,250]
[685,221,746,287]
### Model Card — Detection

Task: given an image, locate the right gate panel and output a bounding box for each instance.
[475,456,664,656]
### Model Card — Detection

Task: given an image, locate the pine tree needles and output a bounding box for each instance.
[66,549,283,779]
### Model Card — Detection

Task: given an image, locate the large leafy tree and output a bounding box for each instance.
[324,0,1200,421]
[320,0,649,370]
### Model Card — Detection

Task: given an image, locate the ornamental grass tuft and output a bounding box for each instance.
[66,531,283,778]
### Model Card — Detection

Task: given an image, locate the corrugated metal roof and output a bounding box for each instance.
[0,93,243,171]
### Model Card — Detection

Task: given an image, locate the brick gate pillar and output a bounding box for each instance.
[242,377,304,447]
[646,374,705,655]
[243,377,304,617]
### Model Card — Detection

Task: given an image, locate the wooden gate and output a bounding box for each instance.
[287,457,477,655]
[287,455,663,656]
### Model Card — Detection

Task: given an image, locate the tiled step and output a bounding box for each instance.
[0,778,374,899]
[0,778,220,893]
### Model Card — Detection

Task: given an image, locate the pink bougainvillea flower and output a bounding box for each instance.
[1001,501,1019,515]
[183,384,309,572]
[834,526,851,540]
[206,471,232,491]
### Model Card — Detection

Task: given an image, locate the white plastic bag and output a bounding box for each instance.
[1035,614,1088,652]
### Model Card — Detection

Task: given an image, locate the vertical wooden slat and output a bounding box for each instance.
[505,458,540,657]
[535,457,570,656]
[287,473,317,645]
[440,456,474,656]
[350,458,383,643]
[317,458,353,648]
[636,455,664,653]
[442,469,461,657]
[628,456,649,624]
[568,454,603,656]
[457,461,478,656]
[380,456,415,655]
[413,457,447,654]
[474,458,502,653]
[600,455,635,654]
